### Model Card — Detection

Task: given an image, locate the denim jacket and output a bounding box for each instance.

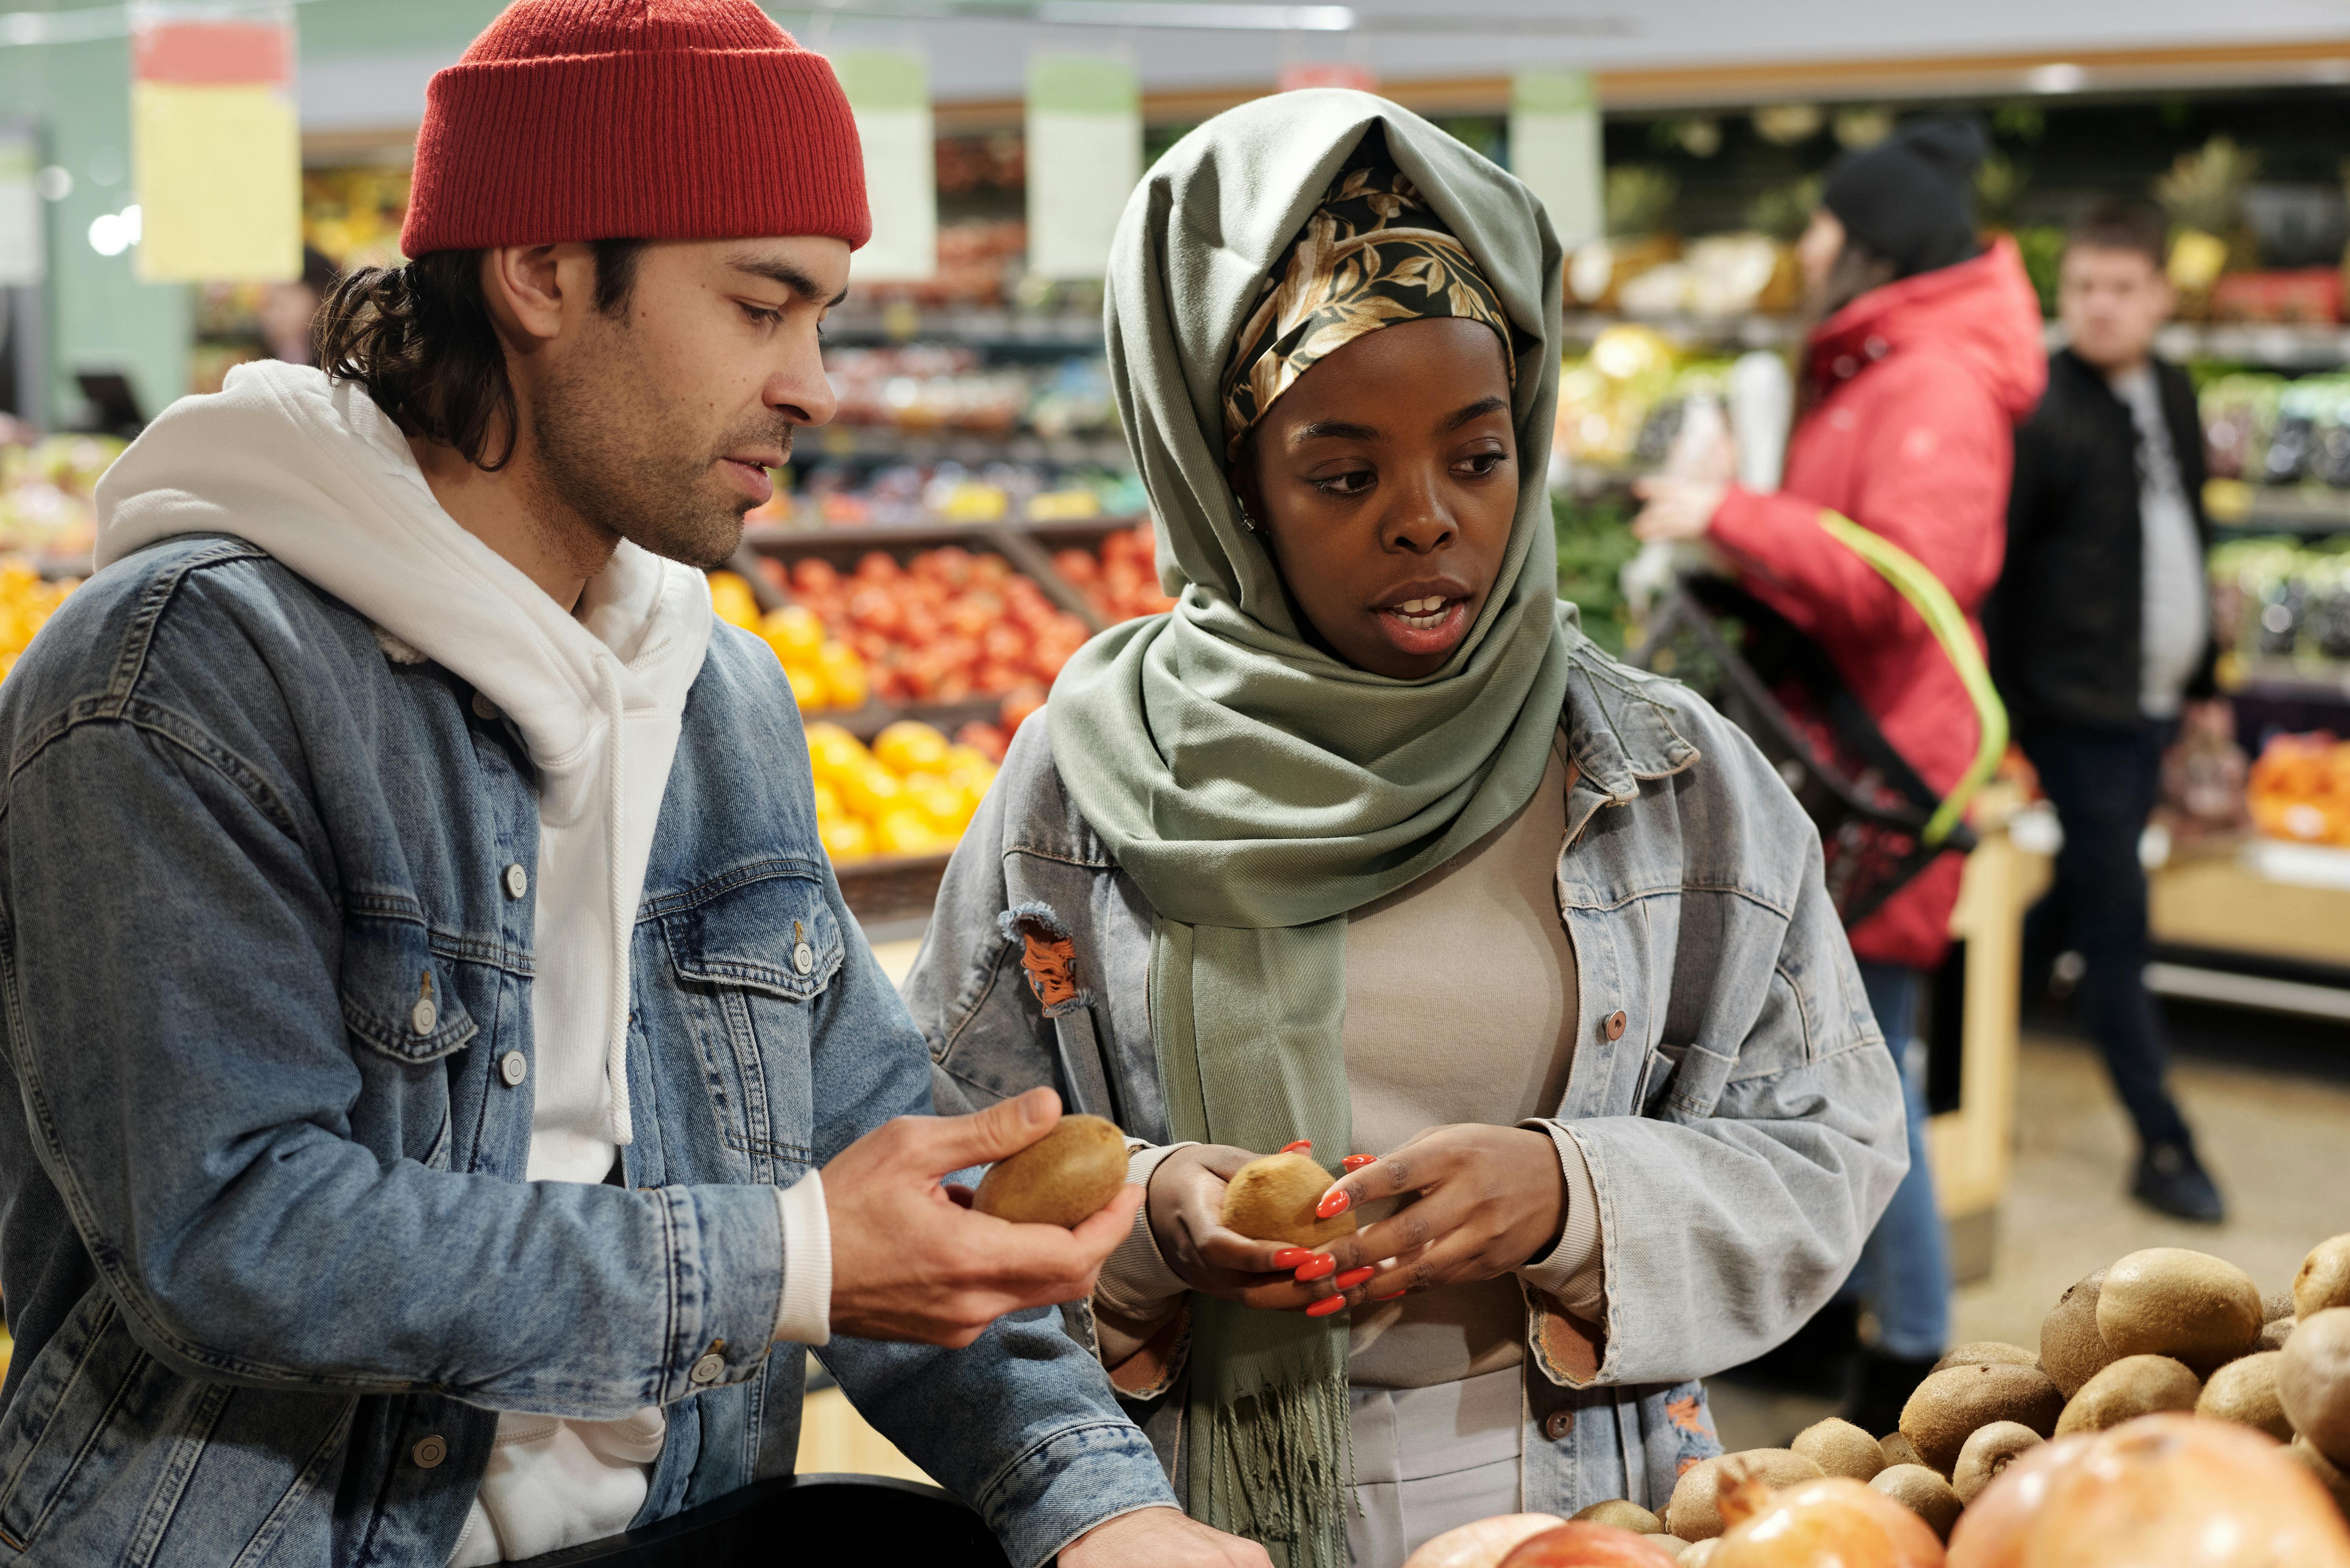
[0,537,1173,1567]
[905,634,1907,1518]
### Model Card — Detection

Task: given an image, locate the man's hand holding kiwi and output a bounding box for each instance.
[821,1086,1143,1346]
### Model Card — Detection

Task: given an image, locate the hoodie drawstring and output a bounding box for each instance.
[600,658,635,1148]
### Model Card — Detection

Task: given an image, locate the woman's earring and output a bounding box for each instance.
[1235,500,1259,533]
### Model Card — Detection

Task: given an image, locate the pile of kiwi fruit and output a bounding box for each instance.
[1558,1232,2350,1565]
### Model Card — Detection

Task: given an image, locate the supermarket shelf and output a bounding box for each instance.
[743,515,1144,553]
[812,697,1009,744]
[798,424,1131,469]
[2157,320,2350,370]
[834,849,953,929]
[2214,486,2350,535]
[2150,841,2350,970]
[2234,660,2350,703]
[1561,311,1798,350]
[821,308,1103,353]
[2144,960,2350,1021]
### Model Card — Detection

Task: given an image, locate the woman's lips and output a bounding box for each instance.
[1372,595,1470,658]
[721,459,774,505]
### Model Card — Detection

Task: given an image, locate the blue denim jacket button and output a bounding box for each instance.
[411,1435,447,1469]
[503,863,529,900]
[411,997,438,1035]
[793,942,814,975]
[499,1050,528,1087]
[690,1352,725,1386]
[471,692,500,723]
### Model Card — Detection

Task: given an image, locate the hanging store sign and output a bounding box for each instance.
[0,133,41,285]
[835,49,936,283]
[129,2,300,283]
[1025,54,1139,281]
[1509,69,1601,251]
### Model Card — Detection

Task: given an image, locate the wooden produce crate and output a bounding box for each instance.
[2149,839,2350,972]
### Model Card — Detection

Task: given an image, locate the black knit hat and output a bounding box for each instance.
[1821,117,1986,278]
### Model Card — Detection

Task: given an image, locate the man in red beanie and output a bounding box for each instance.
[0,2,1263,1565]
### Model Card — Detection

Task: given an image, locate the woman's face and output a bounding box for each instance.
[1232,316,1518,681]
[1796,208,1846,294]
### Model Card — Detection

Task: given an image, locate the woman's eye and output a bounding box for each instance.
[1456,452,1508,478]
[1312,470,1375,497]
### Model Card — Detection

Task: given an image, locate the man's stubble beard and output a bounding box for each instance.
[528,314,785,574]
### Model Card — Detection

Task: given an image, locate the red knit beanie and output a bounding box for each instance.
[400,0,870,258]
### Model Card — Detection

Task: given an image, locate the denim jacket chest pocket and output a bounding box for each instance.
[338,912,479,1064]
[653,865,841,1183]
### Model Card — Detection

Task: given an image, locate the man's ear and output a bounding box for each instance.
[479,243,586,348]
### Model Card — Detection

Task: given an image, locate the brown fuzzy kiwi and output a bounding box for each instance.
[2095,1247,2264,1375]
[1677,1541,1718,1568]
[2265,1316,2301,1352]
[2298,1235,2350,1322]
[1952,1421,2044,1504]
[1571,1499,1664,1533]
[2269,1290,2302,1325]
[1791,1416,1885,1481]
[2279,1306,2350,1466]
[2054,1353,2202,1436]
[2040,1268,2115,1400]
[1898,1362,2064,1474]
[2196,1348,2294,1441]
[1218,1151,1356,1247]
[1880,1431,1929,1472]
[1932,1341,2040,1373]
[1870,1463,1964,1541]
[1664,1450,1824,1541]
[972,1113,1128,1226]
[2287,1436,2350,1519]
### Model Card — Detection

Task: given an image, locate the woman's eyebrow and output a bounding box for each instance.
[1291,418,1381,444]
[1441,395,1510,432]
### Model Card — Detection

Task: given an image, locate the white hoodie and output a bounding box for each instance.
[96,362,830,1564]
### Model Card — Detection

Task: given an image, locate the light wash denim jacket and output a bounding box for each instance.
[0,537,1173,1567]
[906,634,1908,1518]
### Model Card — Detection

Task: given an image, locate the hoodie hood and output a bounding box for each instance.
[1808,234,2047,425]
[95,360,715,1149]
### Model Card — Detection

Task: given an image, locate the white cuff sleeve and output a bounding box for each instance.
[773,1170,832,1347]
[1514,1120,1605,1321]
[1093,1141,1197,1319]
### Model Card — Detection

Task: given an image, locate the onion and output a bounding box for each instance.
[1497,1521,1685,1567]
[1946,1413,2350,1568]
[1401,1514,1565,1568]
[1706,1470,1945,1568]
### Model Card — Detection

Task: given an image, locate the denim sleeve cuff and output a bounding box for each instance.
[973,1418,1182,1568]
[1515,1120,1606,1321]
[773,1171,831,1347]
[1094,1142,1193,1320]
[659,1182,791,1402]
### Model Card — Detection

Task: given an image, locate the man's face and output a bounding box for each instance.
[2059,244,2175,372]
[527,235,848,571]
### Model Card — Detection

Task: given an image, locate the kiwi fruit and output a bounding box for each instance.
[2265,1316,2301,1352]
[972,1113,1128,1226]
[2298,1235,2350,1321]
[1880,1431,1929,1472]
[2269,1290,2302,1325]
[1898,1362,2064,1474]
[1952,1421,2044,1504]
[2287,1435,2350,1518]
[2040,1268,2115,1400]
[2054,1353,2202,1435]
[1791,1416,1885,1481]
[1932,1340,2040,1373]
[1870,1463,1964,1541]
[2095,1247,2263,1375]
[1219,1150,1357,1247]
[1665,1450,1824,1541]
[2279,1306,2350,1465]
[1678,1541,1718,1568]
[2196,1348,2294,1440]
[1571,1499,1664,1533]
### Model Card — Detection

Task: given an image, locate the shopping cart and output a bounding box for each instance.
[1627,513,2009,930]
[515,1473,1014,1567]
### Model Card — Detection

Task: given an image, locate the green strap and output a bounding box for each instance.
[1815,512,2009,847]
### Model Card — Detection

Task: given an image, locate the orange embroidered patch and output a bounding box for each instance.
[1667,1393,1716,1440]
[1020,932,1080,1011]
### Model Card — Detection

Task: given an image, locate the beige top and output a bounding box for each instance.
[1098,737,1603,1390]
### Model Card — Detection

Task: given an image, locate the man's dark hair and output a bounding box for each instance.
[313,238,648,471]
[2064,199,2168,271]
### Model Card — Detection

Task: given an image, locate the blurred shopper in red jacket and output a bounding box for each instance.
[1632,117,2046,1435]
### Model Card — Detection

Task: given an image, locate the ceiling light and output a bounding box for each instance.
[2026,62,2086,94]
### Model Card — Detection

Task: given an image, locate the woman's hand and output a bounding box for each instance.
[1146,1143,1332,1309]
[1629,476,1727,543]
[1282,1125,1567,1316]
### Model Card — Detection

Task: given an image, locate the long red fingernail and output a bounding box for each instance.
[1280,1140,1312,1154]
[1334,1266,1376,1289]
[1293,1254,1336,1282]
[1372,1290,1406,1301]
[1315,1188,1351,1219]
[1271,1248,1311,1268]
[1341,1154,1376,1171]
[1306,1295,1347,1317]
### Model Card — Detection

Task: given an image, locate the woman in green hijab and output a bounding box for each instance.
[905,92,1906,1567]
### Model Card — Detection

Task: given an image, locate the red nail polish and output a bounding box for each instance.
[1306,1295,1347,1317]
[1341,1154,1376,1171]
[1271,1248,1311,1268]
[1293,1254,1336,1282]
[1315,1187,1351,1219]
[1279,1140,1312,1154]
[1334,1266,1376,1289]
[1372,1290,1406,1302]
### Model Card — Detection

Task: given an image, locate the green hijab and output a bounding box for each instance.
[1047,92,1571,1566]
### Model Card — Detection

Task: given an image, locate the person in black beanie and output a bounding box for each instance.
[1633,116,2049,1438]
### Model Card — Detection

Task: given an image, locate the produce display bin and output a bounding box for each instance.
[511,1474,1006,1567]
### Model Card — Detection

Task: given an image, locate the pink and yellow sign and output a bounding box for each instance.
[130,7,300,282]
